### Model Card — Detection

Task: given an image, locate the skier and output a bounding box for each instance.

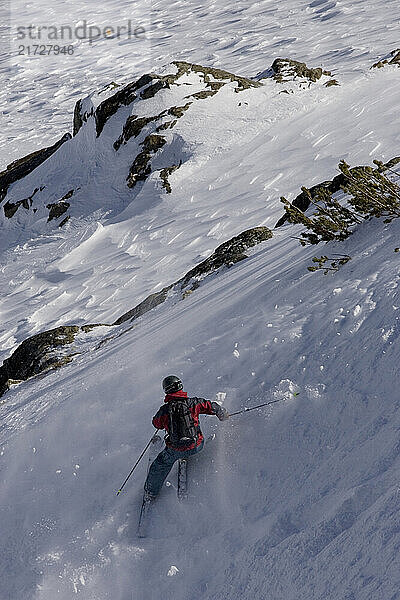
[144,375,229,500]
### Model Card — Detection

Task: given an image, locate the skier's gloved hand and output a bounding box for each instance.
[211,401,230,421]
[217,407,230,421]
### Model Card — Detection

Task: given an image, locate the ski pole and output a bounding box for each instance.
[229,393,299,417]
[116,430,159,496]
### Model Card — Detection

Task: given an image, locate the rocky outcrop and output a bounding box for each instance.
[0,326,80,397]
[73,97,95,136]
[275,157,400,228]
[46,189,74,222]
[0,58,340,230]
[272,58,329,82]
[110,62,262,192]
[180,227,273,288]
[94,74,154,136]
[1,58,336,213]
[0,323,114,397]
[0,133,71,202]
[324,79,340,87]
[114,226,273,325]
[372,49,400,69]
[114,115,158,151]
[140,80,165,100]
[4,186,73,222]
[113,287,172,326]
[97,81,120,95]
[47,201,70,222]
[97,63,231,140]
[160,163,182,193]
[47,201,70,221]
[4,186,44,218]
[74,99,85,136]
[127,134,167,188]
[170,61,261,92]
[256,58,332,83]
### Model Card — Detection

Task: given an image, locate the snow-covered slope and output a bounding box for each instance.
[1,1,400,599]
[2,211,400,600]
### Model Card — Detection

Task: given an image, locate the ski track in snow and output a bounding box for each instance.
[1,1,400,599]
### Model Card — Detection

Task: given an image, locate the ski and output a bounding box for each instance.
[176,434,216,501]
[137,492,154,538]
[177,458,188,500]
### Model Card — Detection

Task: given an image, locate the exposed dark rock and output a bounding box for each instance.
[145,133,168,152]
[3,202,20,218]
[73,100,84,136]
[4,196,32,218]
[47,189,74,222]
[390,50,400,66]
[324,79,340,87]
[168,103,193,118]
[61,189,74,201]
[114,115,158,151]
[171,61,261,92]
[269,58,331,83]
[140,80,165,99]
[126,134,167,188]
[114,64,245,154]
[119,63,255,190]
[47,200,70,222]
[180,227,273,288]
[95,74,154,137]
[275,157,400,227]
[0,323,115,397]
[73,98,95,136]
[134,60,259,92]
[113,287,172,326]
[80,323,111,333]
[160,163,182,193]
[114,226,273,325]
[372,49,400,69]
[207,82,226,91]
[4,186,45,218]
[0,326,80,397]
[110,62,262,186]
[156,120,178,132]
[114,105,191,152]
[383,156,400,170]
[188,90,219,100]
[98,81,120,95]
[0,133,71,202]
[59,216,70,228]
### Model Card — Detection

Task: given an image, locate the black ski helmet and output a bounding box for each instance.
[162,375,183,394]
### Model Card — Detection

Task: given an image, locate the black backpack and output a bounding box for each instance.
[167,398,198,448]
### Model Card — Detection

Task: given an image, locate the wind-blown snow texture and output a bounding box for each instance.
[1,1,400,599]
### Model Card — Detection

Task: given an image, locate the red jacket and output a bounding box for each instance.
[152,390,216,451]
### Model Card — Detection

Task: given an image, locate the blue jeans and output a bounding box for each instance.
[144,441,204,496]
